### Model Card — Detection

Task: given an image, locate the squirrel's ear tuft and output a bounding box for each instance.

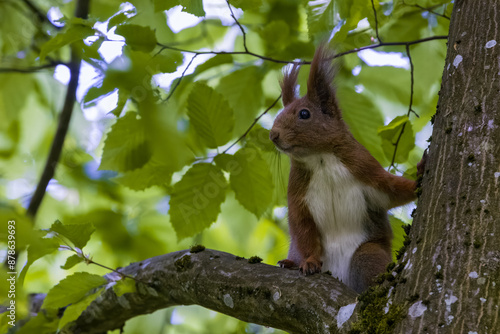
[280,63,300,106]
[306,44,338,115]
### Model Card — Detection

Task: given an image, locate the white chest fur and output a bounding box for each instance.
[303,154,388,286]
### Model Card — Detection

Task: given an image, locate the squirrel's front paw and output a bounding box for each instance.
[299,257,322,275]
[278,259,297,269]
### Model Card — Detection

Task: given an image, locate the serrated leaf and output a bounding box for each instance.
[61,254,84,270]
[42,272,107,309]
[230,147,274,217]
[19,236,60,285]
[193,54,233,75]
[58,288,103,330]
[117,158,173,190]
[115,24,157,53]
[154,0,178,12]
[187,83,234,148]
[50,220,95,250]
[40,25,95,61]
[180,0,205,17]
[100,112,152,172]
[217,66,263,135]
[378,116,415,164]
[307,0,335,41]
[169,163,227,239]
[83,85,115,105]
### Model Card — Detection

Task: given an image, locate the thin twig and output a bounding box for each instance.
[158,35,449,66]
[164,53,199,102]
[332,35,448,59]
[26,0,90,220]
[389,44,417,169]
[21,0,60,28]
[157,43,301,64]
[222,94,282,154]
[402,0,450,20]
[0,62,63,73]
[370,0,382,42]
[225,0,249,53]
[84,257,150,284]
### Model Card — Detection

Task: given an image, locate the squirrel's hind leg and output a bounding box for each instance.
[349,242,392,293]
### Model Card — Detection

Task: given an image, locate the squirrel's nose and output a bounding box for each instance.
[269,130,280,142]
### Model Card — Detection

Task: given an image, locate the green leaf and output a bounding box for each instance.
[187,83,234,148]
[217,66,263,135]
[150,52,184,73]
[100,112,152,172]
[115,24,157,53]
[154,0,178,12]
[229,0,262,10]
[332,0,370,44]
[113,278,137,297]
[110,90,128,117]
[337,86,387,165]
[16,311,59,334]
[230,148,274,217]
[61,254,84,270]
[19,236,60,285]
[247,125,275,152]
[58,289,103,330]
[180,0,205,17]
[117,158,173,190]
[50,219,95,250]
[260,20,290,53]
[42,272,107,309]
[108,12,132,28]
[169,163,227,239]
[378,116,415,164]
[307,0,335,41]
[193,54,233,75]
[40,25,95,61]
[390,216,407,261]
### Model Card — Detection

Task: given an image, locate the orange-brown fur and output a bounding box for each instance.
[270,45,420,292]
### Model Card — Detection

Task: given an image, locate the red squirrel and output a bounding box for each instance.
[269,45,423,293]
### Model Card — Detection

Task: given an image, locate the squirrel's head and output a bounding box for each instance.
[270,45,347,159]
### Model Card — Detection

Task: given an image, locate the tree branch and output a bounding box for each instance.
[222,94,282,154]
[157,35,448,66]
[370,0,382,42]
[402,0,451,20]
[26,0,90,220]
[163,53,199,102]
[53,249,358,333]
[0,62,64,74]
[21,0,59,28]
[225,0,249,53]
[389,44,417,169]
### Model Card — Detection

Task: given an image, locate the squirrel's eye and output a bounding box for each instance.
[299,109,310,119]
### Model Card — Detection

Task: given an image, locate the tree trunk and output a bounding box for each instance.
[392,0,500,332]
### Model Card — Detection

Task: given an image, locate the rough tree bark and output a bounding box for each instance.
[391,0,500,332]
[26,1,500,333]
